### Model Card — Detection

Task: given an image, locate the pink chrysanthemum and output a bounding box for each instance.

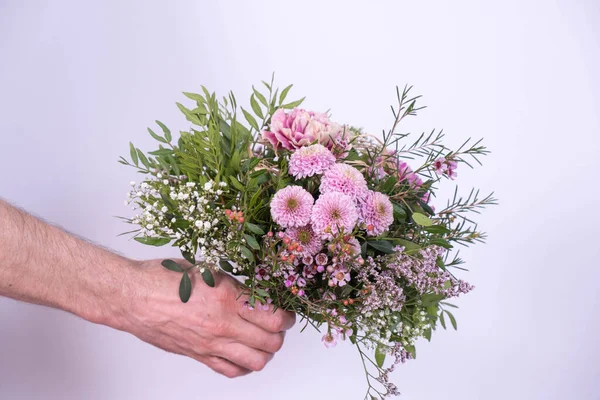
[286,225,322,256]
[320,163,368,199]
[270,186,314,228]
[288,144,336,179]
[311,192,358,239]
[358,190,394,236]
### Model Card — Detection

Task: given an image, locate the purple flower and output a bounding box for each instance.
[302,255,314,265]
[322,332,338,348]
[358,190,394,236]
[255,266,270,281]
[270,185,314,228]
[286,224,322,256]
[288,144,336,179]
[446,160,458,180]
[320,163,368,200]
[311,192,358,239]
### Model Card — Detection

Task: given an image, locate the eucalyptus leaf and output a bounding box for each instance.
[202,268,215,287]
[239,245,255,262]
[281,97,305,109]
[219,259,235,273]
[245,223,265,235]
[446,310,457,330]
[129,142,138,166]
[161,259,184,272]
[147,127,167,143]
[424,328,432,342]
[439,312,447,329]
[156,120,172,142]
[242,108,259,130]
[250,94,264,119]
[134,236,170,246]
[367,240,395,254]
[244,234,260,250]
[279,84,293,104]
[412,212,433,226]
[179,271,192,303]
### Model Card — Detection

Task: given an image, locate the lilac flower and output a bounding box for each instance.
[284,272,298,288]
[446,159,458,180]
[320,163,368,199]
[288,144,336,179]
[297,277,307,287]
[302,255,314,265]
[357,190,394,236]
[322,332,337,348]
[270,185,314,228]
[311,192,358,239]
[286,224,322,256]
[255,265,270,281]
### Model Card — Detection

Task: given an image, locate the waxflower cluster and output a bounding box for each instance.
[120,80,495,399]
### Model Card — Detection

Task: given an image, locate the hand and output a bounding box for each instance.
[116,259,296,378]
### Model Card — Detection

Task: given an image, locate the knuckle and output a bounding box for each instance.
[268,316,285,332]
[211,320,231,336]
[268,334,284,352]
[250,356,268,372]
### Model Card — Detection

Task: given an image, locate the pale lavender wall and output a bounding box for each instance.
[1,1,599,399]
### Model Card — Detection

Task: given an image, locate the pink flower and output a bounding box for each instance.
[346,236,362,256]
[286,225,322,256]
[331,265,351,287]
[258,298,272,311]
[270,185,314,228]
[315,253,328,266]
[255,266,270,281]
[433,157,448,175]
[311,192,359,239]
[261,108,345,151]
[288,144,336,179]
[322,332,338,348]
[302,255,314,265]
[446,160,458,180]
[320,164,368,200]
[284,272,298,288]
[358,191,394,236]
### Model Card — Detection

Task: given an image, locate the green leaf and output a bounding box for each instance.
[219,259,235,272]
[202,268,215,287]
[161,259,184,272]
[424,225,451,234]
[156,120,172,142]
[239,245,255,262]
[241,108,259,130]
[367,240,395,254]
[181,250,196,265]
[250,95,264,120]
[375,343,386,368]
[134,236,170,246]
[147,127,167,143]
[436,256,445,268]
[446,310,457,330]
[281,97,305,109]
[129,142,138,166]
[279,84,293,104]
[392,203,407,221]
[254,288,269,297]
[412,212,433,227]
[176,102,202,125]
[424,328,432,341]
[229,176,245,192]
[244,234,260,250]
[419,199,436,216]
[439,312,447,329]
[381,175,398,193]
[245,223,265,235]
[182,92,205,103]
[252,87,268,107]
[440,301,458,308]
[430,238,453,249]
[136,149,150,169]
[388,238,421,253]
[179,271,192,303]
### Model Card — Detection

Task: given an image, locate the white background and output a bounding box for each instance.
[1,1,599,399]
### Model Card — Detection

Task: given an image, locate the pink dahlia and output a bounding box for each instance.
[286,224,323,256]
[270,186,314,228]
[261,108,344,151]
[358,190,394,236]
[288,144,336,179]
[319,164,368,199]
[311,192,358,239]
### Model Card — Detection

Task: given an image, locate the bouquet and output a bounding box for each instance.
[120,75,496,398]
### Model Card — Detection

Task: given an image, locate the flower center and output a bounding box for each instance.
[335,271,345,280]
[331,209,341,219]
[298,230,311,244]
[286,197,299,211]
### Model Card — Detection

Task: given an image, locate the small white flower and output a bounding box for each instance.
[195,220,203,228]
[163,180,169,185]
[175,232,182,239]
[161,206,168,213]
[170,192,177,199]
[203,181,213,191]
[219,181,227,187]
[171,218,176,223]
[203,221,211,230]
[216,190,223,195]
[157,173,162,179]
[189,205,195,212]
[141,182,148,189]
[123,200,129,205]
[129,181,136,186]
[186,182,195,188]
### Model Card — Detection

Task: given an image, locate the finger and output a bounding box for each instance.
[238,302,296,333]
[227,320,285,353]
[201,355,252,379]
[215,342,274,372]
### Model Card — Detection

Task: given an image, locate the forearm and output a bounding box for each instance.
[0,199,138,328]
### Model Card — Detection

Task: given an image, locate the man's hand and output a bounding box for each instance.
[0,200,295,378]
[118,260,295,378]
